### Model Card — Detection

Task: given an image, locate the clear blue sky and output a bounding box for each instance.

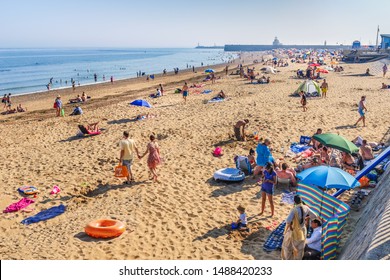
[1,0,389,48]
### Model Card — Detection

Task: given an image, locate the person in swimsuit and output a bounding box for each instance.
[234,119,249,141]
[182,82,189,103]
[354,96,367,127]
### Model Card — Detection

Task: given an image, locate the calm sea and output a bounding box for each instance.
[0,48,237,96]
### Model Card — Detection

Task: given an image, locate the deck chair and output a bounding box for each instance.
[276,177,293,191]
[235,156,253,175]
[78,125,101,136]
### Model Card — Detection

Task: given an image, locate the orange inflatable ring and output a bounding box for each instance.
[85,219,126,238]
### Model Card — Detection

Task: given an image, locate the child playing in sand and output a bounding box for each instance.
[233,205,248,231]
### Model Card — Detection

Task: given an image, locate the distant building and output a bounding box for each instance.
[380,34,390,49]
[273,37,282,46]
[352,40,361,49]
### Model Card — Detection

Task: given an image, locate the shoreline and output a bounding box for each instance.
[1,53,262,122]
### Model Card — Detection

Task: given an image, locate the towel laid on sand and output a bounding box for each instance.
[21,204,66,225]
[263,221,286,252]
[3,198,35,213]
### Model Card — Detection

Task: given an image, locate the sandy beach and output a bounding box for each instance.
[1,54,390,260]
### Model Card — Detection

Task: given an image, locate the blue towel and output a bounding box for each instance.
[290,143,311,154]
[263,221,314,252]
[263,221,286,251]
[202,90,212,94]
[21,204,66,225]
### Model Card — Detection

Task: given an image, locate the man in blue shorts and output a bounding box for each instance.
[354,96,367,127]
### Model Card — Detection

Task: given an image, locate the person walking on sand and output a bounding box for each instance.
[354,96,367,127]
[300,91,307,112]
[140,134,161,183]
[119,131,141,184]
[383,64,388,78]
[182,82,189,103]
[320,79,328,98]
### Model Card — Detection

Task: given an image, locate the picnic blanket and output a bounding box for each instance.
[21,204,66,225]
[3,198,35,213]
[263,221,286,252]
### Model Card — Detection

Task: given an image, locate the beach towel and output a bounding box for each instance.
[208,97,225,103]
[289,143,311,154]
[263,221,286,252]
[21,204,66,225]
[281,191,296,205]
[3,198,35,213]
[202,90,212,94]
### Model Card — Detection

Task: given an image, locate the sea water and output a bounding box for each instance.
[0,48,237,96]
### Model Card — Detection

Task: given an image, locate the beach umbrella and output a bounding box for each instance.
[309,63,321,67]
[205,69,215,73]
[129,99,152,108]
[297,166,360,216]
[297,166,360,190]
[313,133,359,154]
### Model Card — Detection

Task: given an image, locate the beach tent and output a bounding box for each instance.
[294,80,321,97]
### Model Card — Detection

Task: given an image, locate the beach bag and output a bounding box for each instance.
[300,136,311,145]
[53,102,57,109]
[114,165,129,178]
[358,176,370,188]
[60,109,65,117]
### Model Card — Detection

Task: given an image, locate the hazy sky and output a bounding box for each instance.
[1,0,389,48]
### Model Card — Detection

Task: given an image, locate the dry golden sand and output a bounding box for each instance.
[0,57,389,260]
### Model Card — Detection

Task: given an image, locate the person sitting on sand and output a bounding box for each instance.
[365,68,370,76]
[341,152,356,170]
[70,105,83,116]
[233,119,249,141]
[382,83,390,89]
[360,140,374,161]
[16,104,27,112]
[248,148,256,169]
[69,95,82,103]
[233,205,249,231]
[275,163,297,188]
[216,90,226,99]
[309,128,322,150]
